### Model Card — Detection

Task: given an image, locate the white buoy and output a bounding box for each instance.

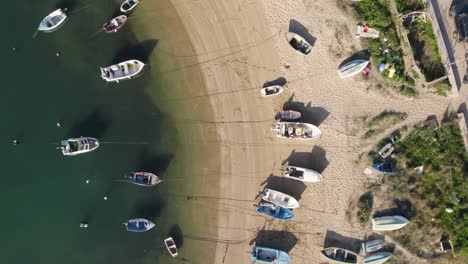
[13,139,19,145]
[56,122,62,127]
[104,196,108,200]
[85,179,90,184]
[56,52,60,57]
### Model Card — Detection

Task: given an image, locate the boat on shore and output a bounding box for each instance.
[356,24,380,39]
[60,137,99,156]
[164,237,178,257]
[321,247,358,263]
[364,252,393,264]
[285,32,312,55]
[338,59,370,78]
[257,202,294,220]
[371,162,395,174]
[275,122,321,140]
[361,239,384,255]
[103,15,127,33]
[38,9,67,32]
[128,172,161,186]
[372,216,409,231]
[100,59,145,83]
[252,246,292,263]
[120,0,140,13]
[278,110,301,120]
[124,218,155,232]
[378,143,394,158]
[285,166,322,182]
[261,85,284,97]
[260,188,299,209]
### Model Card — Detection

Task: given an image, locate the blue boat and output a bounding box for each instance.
[372,162,395,174]
[252,246,292,264]
[124,218,155,232]
[257,202,294,220]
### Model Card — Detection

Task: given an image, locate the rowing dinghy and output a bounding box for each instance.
[356,24,380,39]
[128,172,161,186]
[164,237,178,257]
[321,247,358,263]
[60,137,99,156]
[257,202,294,220]
[260,188,299,209]
[364,252,393,264]
[124,218,155,232]
[378,143,394,158]
[372,216,409,231]
[261,85,284,97]
[38,9,67,32]
[252,246,292,264]
[120,0,140,13]
[275,122,322,140]
[338,60,370,78]
[285,32,312,55]
[100,59,145,82]
[103,15,127,33]
[278,110,301,120]
[285,166,322,182]
[361,239,384,255]
[371,162,395,174]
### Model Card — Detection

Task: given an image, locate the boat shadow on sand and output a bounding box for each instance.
[338,50,371,69]
[250,230,298,253]
[263,77,287,88]
[66,108,111,139]
[289,19,316,47]
[260,175,306,202]
[324,230,362,253]
[281,146,329,174]
[282,95,330,126]
[111,39,159,64]
[373,198,416,220]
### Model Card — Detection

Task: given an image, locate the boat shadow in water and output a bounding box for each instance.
[324,230,362,253]
[281,146,329,174]
[66,108,111,139]
[288,19,316,46]
[138,149,174,177]
[338,50,371,68]
[373,198,416,220]
[168,224,184,249]
[282,96,330,126]
[263,77,287,88]
[112,39,159,64]
[132,193,166,219]
[55,0,79,11]
[261,175,306,202]
[251,230,298,253]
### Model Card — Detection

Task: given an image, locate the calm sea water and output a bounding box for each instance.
[0,0,213,263]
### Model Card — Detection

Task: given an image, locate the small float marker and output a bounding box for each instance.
[56,52,60,57]
[103,196,108,200]
[13,139,19,145]
[80,222,88,229]
[85,179,90,184]
[56,122,62,127]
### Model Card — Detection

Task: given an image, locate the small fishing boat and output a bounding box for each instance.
[103,15,127,33]
[275,122,321,140]
[60,137,99,156]
[164,237,178,257]
[338,60,370,78]
[361,239,384,255]
[124,218,155,232]
[260,188,299,209]
[120,0,140,13]
[252,246,292,264]
[38,9,67,32]
[278,110,301,120]
[371,162,395,174]
[372,216,409,231]
[321,247,358,264]
[285,166,322,182]
[256,202,294,220]
[261,85,284,97]
[364,252,393,264]
[356,24,380,39]
[285,32,312,55]
[100,59,145,82]
[128,172,161,186]
[378,143,394,158]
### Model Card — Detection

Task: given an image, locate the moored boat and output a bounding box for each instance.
[261,85,284,97]
[361,239,384,255]
[285,166,322,182]
[120,0,140,13]
[252,246,292,264]
[321,247,358,264]
[38,9,67,32]
[103,15,127,33]
[124,218,155,232]
[285,32,312,55]
[60,137,99,156]
[364,252,393,264]
[278,110,301,120]
[256,202,294,220]
[260,188,299,209]
[372,216,409,231]
[128,172,161,186]
[164,237,178,257]
[371,162,395,174]
[275,122,321,140]
[356,24,380,39]
[100,59,145,83]
[338,59,370,78]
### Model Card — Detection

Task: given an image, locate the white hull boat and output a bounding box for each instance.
[364,252,392,264]
[356,25,380,39]
[361,239,384,255]
[338,60,369,78]
[261,85,284,97]
[321,247,358,263]
[285,166,322,182]
[285,32,312,55]
[38,9,67,32]
[120,0,141,13]
[164,237,178,257]
[260,188,299,209]
[275,122,321,140]
[128,172,161,187]
[60,137,99,156]
[100,59,145,82]
[372,216,409,231]
[124,218,155,232]
[378,143,394,158]
[103,15,127,33]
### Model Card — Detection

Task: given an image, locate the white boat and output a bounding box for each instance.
[356,25,380,39]
[164,237,178,257]
[38,9,67,32]
[372,216,409,231]
[261,85,284,97]
[338,60,370,78]
[278,110,301,120]
[120,0,140,13]
[378,143,394,158]
[260,188,299,209]
[321,247,358,263]
[124,218,155,232]
[275,122,322,140]
[364,252,392,264]
[128,172,161,187]
[100,59,145,82]
[285,32,312,55]
[361,239,384,255]
[60,137,99,156]
[285,166,322,182]
[103,15,127,33]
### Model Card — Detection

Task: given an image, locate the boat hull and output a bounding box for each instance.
[103,15,128,33]
[372,216,409,231]
[279,110,301,120]
[261,188,299,209]
[364,252,392,264]
[100,59,145,82]
[252,246,292,264]
[285,32,312,55]
[257,202,294,220]
[321,247,358,264]
[38,9,67,32]
[61,137,99,156]
[120,0,140,13]
[261,85,284,97]
[125,218,155,232]
[129,172,161,186]
[275,122,322,140]
[285,166,322,182]
[164,237,178,257]
[338,60,369,78]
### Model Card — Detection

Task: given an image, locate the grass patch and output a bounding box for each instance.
[358,198,371,224]
[433,79,452,96]
[361,111,408,139]
[396,0,425,13]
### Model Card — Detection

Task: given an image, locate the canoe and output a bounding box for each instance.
[252,246,292,264]
[60,137,99,156]
[372,216,409,231]
[361,239,384,255]
[279,110,301,120]
[260,188,299,209]
[285,32,312,55]
[120,0,140,13]
[275,122,322,140]
[103,15,127,33]
[128,172,161,187]
[124,218,155,232]
[364,252,393,264]
[355,25,380,39]
[257,202,294,220]
[100,59,145,83]
[371,163,395,174]
[38,9,67,32]
[321,247,358,263]
[338,60,370,78]
[164,237,178,257]
[285,166,322,182]
[261,85,284,97]
[378,143,394,158]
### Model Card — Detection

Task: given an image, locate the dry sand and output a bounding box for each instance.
[168,0,453,263]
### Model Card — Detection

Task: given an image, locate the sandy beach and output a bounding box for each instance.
[168,0,453,263]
